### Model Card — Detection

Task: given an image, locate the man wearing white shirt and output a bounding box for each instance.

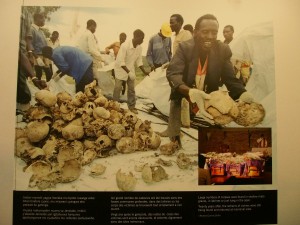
[77,19,104,80]
[113,29,149,114]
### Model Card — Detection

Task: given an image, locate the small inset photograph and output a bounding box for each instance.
[198,127,272,185]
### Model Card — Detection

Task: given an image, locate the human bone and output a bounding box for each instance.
[146,132,161,149]
[29,171,61,190]
[56,91,72,106]
[15,137,34,158]
[132,132,150,151]
[83,102,96,115]
[116,169,137,191]
[52,119,66,133]
[26,121,49,143]
[206,107,234,125]
[205,88,235,114]
[234,102,265,126]
[93,107,110,119]
[156,158,173,167]
[141,165,168,183]
[124,126,134,137]
[61,108,77,121]
[57,142,83,166]
[62,123,84,141]
[95,135,112,150]
[35,89,57,107]
[94,95,109,108]
[116,137,135,153]
[109,110,123,124]
[25,160,52,177]
[134,119,152,133]
[26,106,52,122]
[204,88,240,125]
[25,147,45,160]
[84,80,100,100]
[89,163,106,176]
[122,111,138,125]
[134,163,147,172]
[81,149,97,166]
[15,128,27,140]
[107,100,121,111]
[176,153,192,169]
[59,100,74,114]
[107,124,125,140]
[72,91,88,107]
[83,139,97,150]
[159,141,179,155]
[60,159,81,182]
[42,137,58,157]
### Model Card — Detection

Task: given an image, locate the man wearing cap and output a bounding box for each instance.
[146,23,172,71]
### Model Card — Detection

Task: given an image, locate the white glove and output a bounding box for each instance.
[238,91,254,103]
[36,57,45,67]
[128,71,135,80]
[189,89,214,122]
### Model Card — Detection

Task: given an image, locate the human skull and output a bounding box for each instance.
[89,163,106,176]
[116,137,135,154]
[94,96,109,108]
[25,160,52,178]
[81,149,97,166]
[61,123,84,141]
[15,137,34,158]
[141,165,168,183]
[122,111,138,125]
[26,106,52,122]
[83,102,96,115]
[107,100,121,111]
[93,107,110,120]
[84,80,100,100]
[107,124,125,140]
[205,89,235,114]
[176,153,191,169]
[146,132,161,149]
[72,91,88,107]
[159,141,179,155]
[35,90,57,107]
[134,119,152,133]
[234,102,265,126]
[26,121,49,143]
[95,135,113,151]
[109,110,123,124]
[59,100,74,114]
[132,132,150,151]
[116,169,137,191]
[60,159,81,183]
[56,92,72,106]
[61,108,77,121]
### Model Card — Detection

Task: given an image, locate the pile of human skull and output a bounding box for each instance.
[15,81,162,190]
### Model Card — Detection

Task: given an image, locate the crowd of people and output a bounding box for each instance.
[18,9,255,152]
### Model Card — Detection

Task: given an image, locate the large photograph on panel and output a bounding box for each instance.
[15,1,275,191]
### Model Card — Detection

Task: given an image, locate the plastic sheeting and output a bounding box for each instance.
[230,21,275,128]
[135,67,171,116]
